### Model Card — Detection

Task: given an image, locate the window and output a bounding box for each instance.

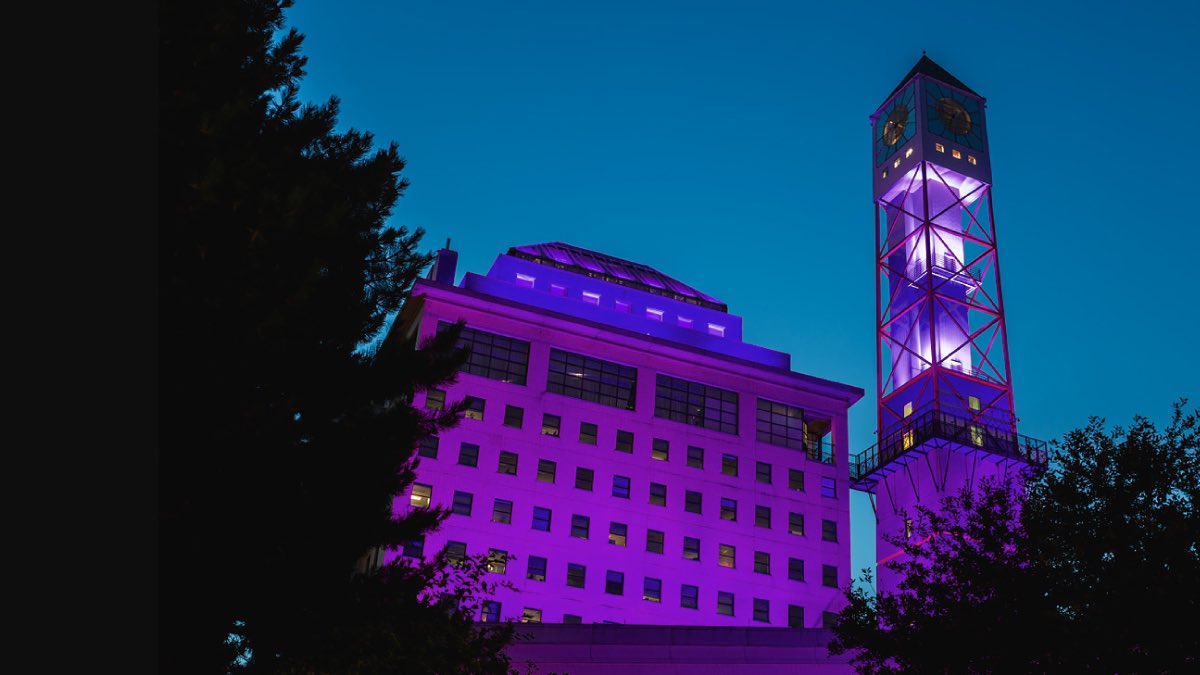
[425,389,445,410]
[439,322,531,385]
[451,491,473,516]
[567,563,586,588]
[655,374,738,435]
[521,608,542,624]
[683,536,701,561]
[649,482,666,506]
[481,600,501,623]
[550,283,566,297]
[822,519,838,542]
[402,537,424,558]
[756,398,805,449]
[498,451,518,475]
[532,506,552,532]
[684,490,702,514]
[755,505,771,528]
[417,436,439,459]
[643,577,662,602]
[903,401,913,417]
[718,544,736,568]
[755,461,771,484]
[789,512,804,536]
[788,557,805,581]
[754,551,770,574]
[968,155,977,165]
[646,307,664,321]
[575,467,594,491]
[605,570,624,595]
[788,604,804,628]
[904,147,914,158]
[579,421,598,444]
[527,556,547,581]
[444,540,467,565]
[542,413,561,437]
[821,476,837,499]
[609,522,627,546]
[615,300,631,313]
[822,564,838,588]
[720,497,737,521]
[537,459,557,483]
[458,442,479,467]
[686,445,704,468]
[487,548,507,574]
[823,611,838,628]
[612,475,630,499]
[681,584,699,609]
[515,273,535,288]
[969,395,981,411]
[646,529,664,554]
[789,469,804,492]
[615,429,634,453]
[563,614,582,624]
[571,514,590,539]
[547,348,638,410]
[952,149,962,159]
[717,591,734,616]
[492,498,512,524]
[721,454,738,477]
[708,323,725,337]
[753,598,770,623]
[677,316,693,329]
[464,396,485,421]
[934,142,945,153]
[582,291,600,305]
[504,405,524,428]
[652,438,669,461]
[410,483,432,509]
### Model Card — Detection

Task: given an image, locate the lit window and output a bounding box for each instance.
[464,396,485,421]
[684,490,702,514]
[788,557,804,581]
[646,308,664,321]
[681,584,699,609]
[683,536,701,561]
[971,424,984,446]
[905,518,914,538]
[952,149,962,159]
[753,598,770,623]
[410,483,432,509]
[718,543,736,568]
[425,389,445,410]
[678,316,694,329]
[582,291,600,305]
[531,506,552,532]
[789,512,804,536]
[571,514,590,539]
[579,421,598,445]
[652,438,669,461]
[492,498,512,524]
[481,601,501,623]
[821,476,837,499]
[904,147,913,158]
[487,548,507,574]
[567,562,586,588]
[612,475,630,499]
[904,429,914,450]
[649,482,667,506]
[615,430,634,453]
[521,607,542,623]
[550,284,566,297]
[708,323,726,337]
[717,591,734,616]
[515,273,536,289]
[893,158,900,168]
[537,459,557,483]
[882,170,888,178]
[903,401,913,417]
[605,570,624,595]
[646,529,664,553]
[497,451,518,475]
[643,577,662,602]
[822,519,838,542]
[720,497,737,521]
[822,564,838,588]
[615,300,631,313]
[788,604,804,627]
[754,550,770,574]
[609,522,627,546]
[541,413,561,437]
[451,490,473,516]
[721,453,738,476]
[503,405,524,428]
[527,556,547,581]
[968,155,977,165]
[935,143,945,153]
[755,505,771,528]
[969,395,981,411]
[457,442,479,467]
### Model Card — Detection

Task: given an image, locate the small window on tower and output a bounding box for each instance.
[582,291,600,305]
[550,284,566,297]
[677,316,694,329]
[708,323,726,337]
[615,300,631,313]
[969,396,981,411]
[903,401,913,418]
[646,308,664,321]
[904,147,913,158]
[893,158,901,168]
[952,149,962,159]
[935,143,945,153]
[882,169,888,178]
[968,155,977,165]
[516,273,536,289]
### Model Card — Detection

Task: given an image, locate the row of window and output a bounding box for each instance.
[491,603,839,628]
[881,144,977,179]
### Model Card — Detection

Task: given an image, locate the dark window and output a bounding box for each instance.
[654,374,738,434]
[718,543,736,568]
[567,563,586,588]
[492,498,512,524]
[683,536,700,561]
[753,598,770,623]
[542,413,561,437]
[646,529,664,554]
[401,537,424,558]
[681,584,699,609]
[481,600,501,623]
[439,321,531,385]
[410,483,432,509]
[487,548,507,574]
[532,506,552,532]
[563,613,582,624]
[717,591,734,616]
[537,459,556,483]
[788,604,804,628]
[464,396,485,421]
[788,557,805,581]
[425,389,445,410]
[605,570,624,595]
[789,512,804,536]
[417,436,439,459]
[721,454,738,477]
[822,564,838,588]
[823,611,838,628]
[609,522,627,547]
[684,490,702,514]
[498,450,518,475]
[756,397,805,449]
[444,540,467,564]
[547,348,638,410]
[649,482,667,506]
[821,476,837,499]
[615,429,634,453]
[504,405,524,428]
[754,550,770,574]
[652,438,669,461]
[575,467,594,491]
[643,577,662,602]
[789,469,805,491]
[686,445,704,468]
[612,475,630,499]
[458,443,479,467]
[755,505,771,528]
[570,514,590,539]
[720,497,737,521]
[579,421,598,444]
[822,519,838,542]
[451,491,473,516]
[521,608,542,623]
[755,461,772,484]
[527,556,547,581]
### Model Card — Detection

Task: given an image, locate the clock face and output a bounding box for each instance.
[876,84,916,167]
[926,82,984,150]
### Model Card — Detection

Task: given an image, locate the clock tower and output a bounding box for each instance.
[852,56,1048,594]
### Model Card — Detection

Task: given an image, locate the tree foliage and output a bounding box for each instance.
[160,1,516,671]
[831,400,1200,673]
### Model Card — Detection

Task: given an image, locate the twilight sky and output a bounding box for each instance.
[282,0,1200,589]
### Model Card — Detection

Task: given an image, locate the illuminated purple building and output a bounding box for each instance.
[392,241,863,631]
[851,56,1048,593]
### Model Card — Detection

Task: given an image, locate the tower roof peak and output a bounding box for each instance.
[882,55,980,106]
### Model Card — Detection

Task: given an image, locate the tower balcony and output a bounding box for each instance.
[850,409,1048,488]
[905,254,980,291]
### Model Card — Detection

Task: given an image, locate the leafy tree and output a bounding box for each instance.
[831,401,1199,673]
[159,1,516,672]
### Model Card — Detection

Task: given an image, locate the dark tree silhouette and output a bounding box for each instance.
[830,400,1199,673]
[159,1,515,672]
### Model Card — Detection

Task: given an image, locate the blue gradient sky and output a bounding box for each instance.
[283,0,1199,591]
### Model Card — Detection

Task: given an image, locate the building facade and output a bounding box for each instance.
[391,242,864,629]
